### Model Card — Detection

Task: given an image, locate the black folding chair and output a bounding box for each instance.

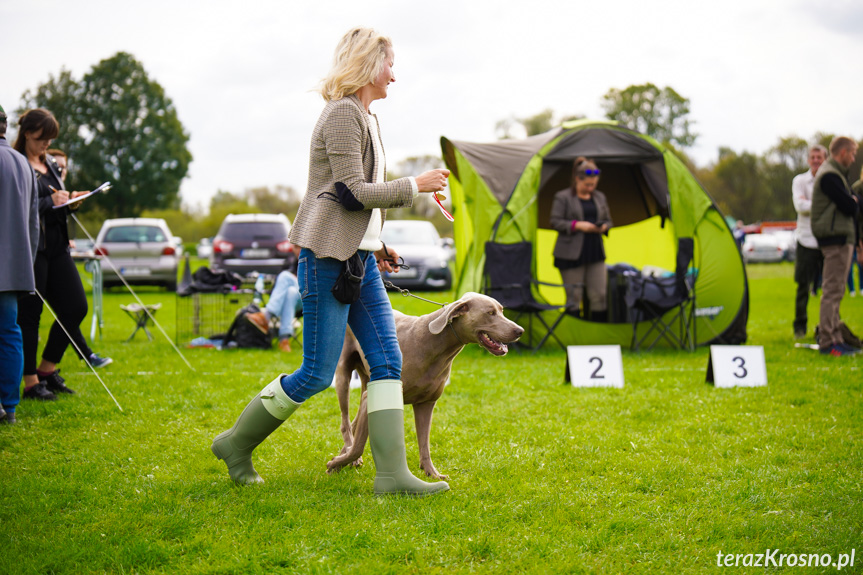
[484,242,572,352]
[625,238,697,351]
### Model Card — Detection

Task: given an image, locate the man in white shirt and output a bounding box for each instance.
[792,145,827,339]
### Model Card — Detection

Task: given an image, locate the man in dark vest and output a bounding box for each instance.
[811,136,860,356]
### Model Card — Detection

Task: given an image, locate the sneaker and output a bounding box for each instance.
[88,353,113,369]
[837,343,861,355]
[278,338,292,353]
[851,291,857,298]
[819,343,857,357]
[23,382,57,400]
[43,370,75,395]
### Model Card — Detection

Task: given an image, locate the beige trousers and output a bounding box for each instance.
[818,243,854,348]
[560,262,607,315]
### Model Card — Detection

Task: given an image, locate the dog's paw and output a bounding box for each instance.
[421,464,448,480]
[327,454,364,474]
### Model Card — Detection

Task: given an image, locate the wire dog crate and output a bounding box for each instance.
[175,291,255,345]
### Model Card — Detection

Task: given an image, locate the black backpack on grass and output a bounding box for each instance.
[223,304,271,349]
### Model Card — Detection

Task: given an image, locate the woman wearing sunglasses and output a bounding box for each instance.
[14,109,112,404]
[550,157,614,321]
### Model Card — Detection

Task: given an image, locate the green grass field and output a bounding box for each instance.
[1,262,861,574]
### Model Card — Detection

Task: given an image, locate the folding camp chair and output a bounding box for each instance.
[625,238,696,351]
[484,242,572,352]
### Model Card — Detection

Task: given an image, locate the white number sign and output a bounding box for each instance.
[566,345,625,388]
[707,345,767,387]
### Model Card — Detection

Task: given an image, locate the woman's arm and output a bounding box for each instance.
[322,101,414,210]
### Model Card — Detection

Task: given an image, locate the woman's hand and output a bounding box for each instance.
[375,245,402,273]
[415,169,450,193]
[51,189,70,207]
[574,221,600,233]
[70,191,90,200]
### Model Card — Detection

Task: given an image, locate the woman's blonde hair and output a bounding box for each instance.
[319,27,393,102]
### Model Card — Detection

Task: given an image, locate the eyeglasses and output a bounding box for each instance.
[579,169,601,176]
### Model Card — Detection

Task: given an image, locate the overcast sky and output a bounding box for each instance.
[3,0,862,211]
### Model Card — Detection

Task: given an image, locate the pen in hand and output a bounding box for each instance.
[48,185,70,207]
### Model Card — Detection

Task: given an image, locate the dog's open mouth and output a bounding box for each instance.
[478,331,508,356]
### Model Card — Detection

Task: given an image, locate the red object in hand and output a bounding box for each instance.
[433,192,454,222]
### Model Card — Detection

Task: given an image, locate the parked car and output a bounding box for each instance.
[69,237,95,256]
[767,229,797,261]
[94,218,180,290]
[379,220,452,290]
[196,237,213,259]
[742,233,785,264]
[171,236,185,258]
[210,213,293,276]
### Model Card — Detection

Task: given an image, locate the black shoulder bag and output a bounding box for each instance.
[331,251,365,304]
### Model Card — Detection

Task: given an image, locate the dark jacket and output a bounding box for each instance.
[549,188,613,261]
[34,154,77,256]
[853,179,863,245]
[812,158,859,246]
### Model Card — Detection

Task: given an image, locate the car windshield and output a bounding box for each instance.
[221,222,286,240]
[380,224,439,246]
[104,226,166,243]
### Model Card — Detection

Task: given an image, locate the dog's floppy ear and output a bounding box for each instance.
[428,300,471,335]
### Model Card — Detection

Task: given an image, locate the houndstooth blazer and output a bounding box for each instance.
[289,93,415,261]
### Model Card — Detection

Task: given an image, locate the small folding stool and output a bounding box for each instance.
[120,303,162,342]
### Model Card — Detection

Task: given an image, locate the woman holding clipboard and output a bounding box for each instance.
[14,108,112,402]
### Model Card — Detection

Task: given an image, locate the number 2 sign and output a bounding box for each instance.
[565,346,625,388]
[706,345,767,387]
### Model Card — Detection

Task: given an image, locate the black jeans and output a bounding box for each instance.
[17,250,92,375]
[793,242,824,334]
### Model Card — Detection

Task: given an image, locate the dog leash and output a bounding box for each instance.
[382,280,465,345]
[383,280,447,307]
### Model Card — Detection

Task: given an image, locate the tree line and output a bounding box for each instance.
[11,55,861,242]
[502,83,862,224]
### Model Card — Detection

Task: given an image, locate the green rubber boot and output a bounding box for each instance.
[367,379,450,496]
[211,375,299,484]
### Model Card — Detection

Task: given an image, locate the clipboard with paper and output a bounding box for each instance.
[52,182,112,209]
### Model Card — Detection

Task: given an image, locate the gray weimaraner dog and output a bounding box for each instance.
[327,292,524,479]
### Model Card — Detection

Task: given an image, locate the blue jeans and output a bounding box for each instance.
[266,271,302,338]
[280,249,402,403]
[0,292,23,412]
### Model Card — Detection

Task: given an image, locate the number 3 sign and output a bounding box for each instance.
[706,345,767,387]
[565,345,625,388]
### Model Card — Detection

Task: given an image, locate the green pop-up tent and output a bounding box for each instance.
[440,119,748,348]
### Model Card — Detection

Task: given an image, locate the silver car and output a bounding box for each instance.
[94,218,180,290]
[742,233,785,264]
[379,220,453,290]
